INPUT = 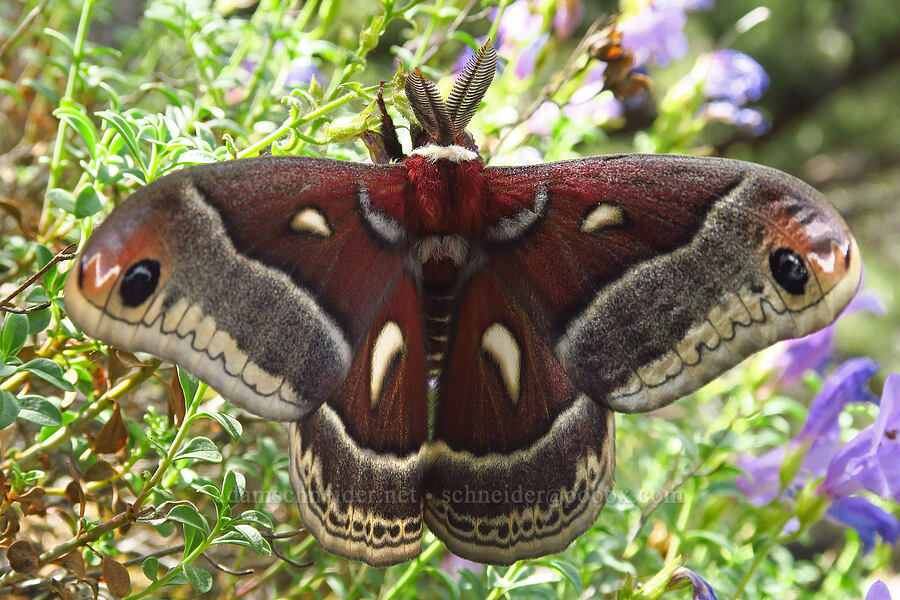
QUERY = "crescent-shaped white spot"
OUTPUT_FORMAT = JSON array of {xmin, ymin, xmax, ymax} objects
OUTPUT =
[
  {"xmin": 480, "ymin": 323, "xmax": 521, "ymax": 406},
  {"xmin": 581, "ymin": 203, "xmax": 625, "ymax": 233},
  {"xmin": 291, "ymin": 207, "xmax": 332, "ymax": 238},
  {"xmin": 370, "ymin": 321, "xmax": 405, "ymax": 409}
]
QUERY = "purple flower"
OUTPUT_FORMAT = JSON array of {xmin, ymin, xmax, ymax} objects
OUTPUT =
[
  {"xmin": 672, "ymin": 568, "xmax": 718, "ymax": 600},
  {"xmin": 867, "ymin": 580, "xmax": 893, "ymax": 600},
  {"xmin": 526, "ymin": 102, "xmax": 561, "ymax": 136},
  {"xmin": 737, "ymin": 359, "xmax": 900, "ymax": 552},
  {"xmin": 699, "ymin": 101, "xmax": 769, "ymax": 135},
  {"xmin": 497, "ymin": 0, "xmax": 545, "ymax": 53},
  {"xmin": 620, "ymin": 5, "xmax": 688, "ymax": 67},
  {"xmin": 705, "ymin": 50, "xmax": 769, "ymax": 104},
  {"xmin": 766, "ymin": 291, "xmax": 885, "ymax": 388},
  {"xmin": 562, "ymin": 89, "xmax": 624, "ymax": 125},
  {"xmin": 553, "ymin": 0, "xmax": 584, "ymax": 39},
  {"xmin": 285, "ymin": 56, "xmax": 319, "ymax": 88},
  {"xmin": 736, "ymin": 359, "xmax": 878, "ymax": 503},
  {"xmin": 516, "ymin": 34, "xmax": 549, "ymax": 79},
  {"xmin": 823, "ymin": 373, "xmax": 900, "ymax": 501},
  {"xmin": 827, "ymin": 496, "xmax": 899, "ymax": 553},
  {"xmin": 697, "ymin": 49, "xmax": 771, "ymax": 135},
  {"xmin": 656, "ymin": 0, "xmax": 715, "ymax": 10}
]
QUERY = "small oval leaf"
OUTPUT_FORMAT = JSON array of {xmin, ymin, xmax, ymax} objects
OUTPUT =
[
  {"xmin": 174, "ymin": 436, "xmax": 222, "ymax": 463},
  {"xmin": 182, "ymin": 564, "xmax": 213, "ymax": 593}
]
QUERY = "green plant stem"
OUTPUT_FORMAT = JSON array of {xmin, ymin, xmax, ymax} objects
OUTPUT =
[
  {"xmin": 237, "ymin": 93, "xmax": 358, "ymax": 158},
  {"xmin": 411, "ymin": 0, "xmax": 445, "ymax": 67},
  {"xmin": 381, "ymin": 538, "xmax": 444, "ymax": 600},
  {"xmin": 665, "ymin": 479, "xmax": 696, "ymax": 563},
  {"xmin": 484, "ymin": 561, "xmax": 525, "ymax": 600},
  {"xmin": 728, "ymin": 509, "xmax": 796, "ymax": 600},
  {"xmin": 41, "ymin": 0, "xmax": 95, "ymax": 234}
]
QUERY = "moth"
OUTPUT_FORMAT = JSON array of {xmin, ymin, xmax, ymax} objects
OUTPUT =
[{"xmin": 64, "ymin": 42, "xmax": 861, "ymax": 566}]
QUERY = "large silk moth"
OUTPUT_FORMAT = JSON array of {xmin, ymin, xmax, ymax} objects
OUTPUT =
[{"xmin": 64, "ymin": 43, "xmax": 861, "ymax": 566}]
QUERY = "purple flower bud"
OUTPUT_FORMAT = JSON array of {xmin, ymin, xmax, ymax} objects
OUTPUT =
[
  {"xmin": 866, "ymin": 581, "xmax": 893, "ymax": 600},
  {"xmin": 705, "ymin": 49, "xmax": 769, "ymax": 104},
  {"xmin": 672, "ymin": 568, "xmax": 718, "ymax": 600}
]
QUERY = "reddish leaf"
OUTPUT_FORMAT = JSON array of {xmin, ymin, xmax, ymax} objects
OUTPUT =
[
  {"xmin": 1, "ymin": 513, "xmax": 20, "ymax": 542},
  {"xmin": 7, "ymin": 539, "xmax": 39, "ymax": 572},
  {"xmin": 82, "ymin": 460, "xmax": 116, "ymax": 482},
  {"xmin": 92, "ymin": 402, "xmax": 128, "ymax": 454},
  {"xmin": 102, "ymin": 556, "xmax": 131, "ymax": 598},
  {"xmin": 13, "ymin": 487, "xmax": 46, "ymax": 516},
  {"xmin": 53, "ymin": 550, "xmax": 87, "ymax": 578},
  {"xmin": 65, "ymin": 459, "xmax": 86, "ymax": 518},
  {"xmin": 107, "ymin": 350, "xmax": 143, "ymax": 384},
  {"xmin": 162, "ymin": 371, "xmax": 186, "ymax": 426}
]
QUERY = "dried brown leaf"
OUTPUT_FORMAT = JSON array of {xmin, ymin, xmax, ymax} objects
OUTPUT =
[
  {"xmin": 7, "ymin": 539, "xmax": 39, "ymax": 572},
  {"xmin": 92, "ymin": 402, "xmax": 128, "ymax": 454},
  {"xmin": 83, "ymin": 460, "xmax": 116, "ymax": 482},
  {"xmin": 14, "ymin": 487, "xmax": 46, "ymax": 515},
  {"xmin": 102, "ymin": 556, "xmax": 131, "ymax": 598},
  {"xmin": 53, "ymin": 549, "xmax": 87, "ymax": 578}
]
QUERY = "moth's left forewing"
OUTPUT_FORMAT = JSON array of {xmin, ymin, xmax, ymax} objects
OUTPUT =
[
  {"xmin": 482, "ymin": 155, "xmax": 860, "ymax": 414},
  {"xmin": 65, "ymin": 157, "xmax": 410, "ymax": 421}
]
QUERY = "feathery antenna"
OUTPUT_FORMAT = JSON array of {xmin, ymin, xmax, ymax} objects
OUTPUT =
[
  {"xmin": 404, "ymin": 69, "xmax": 453, "ymax": 145},
  {"xmin": 446, "ymin": 40, "xmax": 497, "ymax": 136}
]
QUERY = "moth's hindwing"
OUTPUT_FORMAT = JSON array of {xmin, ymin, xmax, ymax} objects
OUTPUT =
[
  {"xmin": 424, "ymin": 272, "xmax": 615, "ymax": 564},
  {"xmin": 289, "ymin": 275, "xmax": 427, "ymax": 566}
]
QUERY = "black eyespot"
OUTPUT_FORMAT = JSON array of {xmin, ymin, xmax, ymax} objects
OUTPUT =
[
  {"xmin": 120, "ymin": 259, "xmax": 160, "ymax": 307},
  {"xmin": 769, "ymin": 248, "xmax": 808, "ymax": 295}
]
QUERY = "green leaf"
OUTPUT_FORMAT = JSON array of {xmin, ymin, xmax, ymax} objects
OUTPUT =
[
  {"xmin": 47, "ymin": 188, "xmax": 76, "ymax": 213},
  {"xmin": 166, "ymin": 503, "xmax": 209, "ymax": 534},
  {"xmin": 34, "ymin": 244, "xmax": 53, "ymax": 269},
  {"xmin": 222, "ymin": 469, "xmax": 246, "ymax": 506},
  {"xmin": 54, "ymin": 100, "xmax": 99, "ymax": 157},
  {"xmin": 0, "ymin": 390, "xmax": 20, "ymax": 429},
  {"xmin": 535, "ymin": 559, "xmax": 582, "ymax": 594},
  {"xmin": 74, "ymin": 185, "xmax": 103, "ymax": 218},
  {"xmin": 19, "ymin": 358, "xmax": 75, "ymax": 391},
  {"xmin": 182, "ymin": 564, "xmax": 212, "ymax": 593},
  {"xmin": 236, "ymin": 509, "xmax": 272, "ymax": 530},
  {"xmin": 176, "ymin": 149, "xmax": 218, "ymax": 165},
  {"xmin": 25, "ymin": 287, "xmax": 49, "ymax": 303},
  {"xmin": 198, "ymin": 411, "xmax": 242, "ymax": 441},
  {"xmin": 0, "ymin": 313, "xmax": 28, "ymax": 362},
  {"xmin": 96, "ymin": 110, "xmax": 147, "ymax": 174},
  {"xmin": 177, "ymin": 368, "xmax": 199, "ymax": 408},
  {"xmin": 233, "ymin": 524, "xmax": 266, "ymax": 555},
  {"xmin": 174, "ymin": 436, "xmax": 222, "ymax": 463},
  {"xmin": 141, "ymin": 556, "xmax": 159, "ymax": 581},
  {"xmin": 16, "ymin": 395, "xmax": 62, "ymax": 427},
  {"xmin": 27, "ymin": 309, "xmax": 51, "ymax": 335}
]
